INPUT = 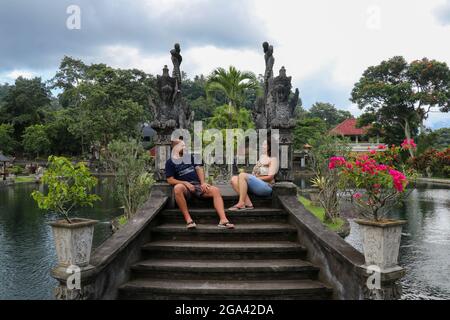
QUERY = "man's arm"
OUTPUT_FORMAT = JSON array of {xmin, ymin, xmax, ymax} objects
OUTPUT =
[
  {"xmin": 195, "ymin": 166, "xmax": 211, "ymax": 193},
  {"xmin": 167, "ymin": 177, "xmax": 195, "ymax": 192}
]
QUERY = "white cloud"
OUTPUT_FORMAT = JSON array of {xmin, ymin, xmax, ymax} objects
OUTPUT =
[{"xmin": 6, "ymin": 70, "xmax": 35, "ymax": 79}]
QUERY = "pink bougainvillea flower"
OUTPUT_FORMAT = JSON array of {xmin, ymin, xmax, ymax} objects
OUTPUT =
[
  {"xmin": 328, "ymin": 156, "xmax": 346, "ymax": 169},
  {"xmin": 401, "ymin": 139, "xmax": 417, "ymax": 150},
  {"xmin": 353, "ymin": 193, "xmax": 362, "ymax": 199},
  {"xmin": 389, "ymin": 169, "xmax": 407, "ymax": 192},
  {"xmin": 377, "ymin": 145, "xmax": 386, "ymax": 150}
]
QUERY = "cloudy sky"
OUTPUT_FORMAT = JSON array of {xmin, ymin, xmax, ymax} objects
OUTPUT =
[{"xmin": 1, "ymin": 0, "xmax": 450, "ymax": 128}]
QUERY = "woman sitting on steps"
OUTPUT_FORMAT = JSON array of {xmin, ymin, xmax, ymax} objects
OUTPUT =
[{"xmin": 229, "ymin": 138, "xmax": 278, "ymax": 211}]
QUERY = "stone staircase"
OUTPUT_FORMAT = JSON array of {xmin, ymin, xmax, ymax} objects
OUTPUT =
[{"xmin": 118, "ymin": 193, "xmax": 333, "ymax": 300}]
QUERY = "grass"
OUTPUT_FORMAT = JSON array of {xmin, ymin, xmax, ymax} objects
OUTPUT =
[
  {"xmin": 298, "ymin": 196, "xmax": 345, "ymax": 232},
  {"xmin": 14, "ymin": 176, "xmax": 35, "ymax": 184}
]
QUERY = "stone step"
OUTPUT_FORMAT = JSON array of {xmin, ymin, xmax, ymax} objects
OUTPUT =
[
  {"xmin": 189, "ymin": 196, "xmax": 273, "ymax": 208},
  {"xmin": 119, "ymin": 279, "xmax": 333, "ymax": 300},
  {"xmin": 150, "ymin": 222, "xmax": 298, "ymax": 241},
  {"xmin": 130, "ymin": 258, "xmax": 319, "ymax": 280},
  {"xmin": 160, "ymin": 208, "xmax": 287, "ymax": 223},
  {"xmin": 141, "ymin": 240, "xmax": 307, "ymax": 260}
]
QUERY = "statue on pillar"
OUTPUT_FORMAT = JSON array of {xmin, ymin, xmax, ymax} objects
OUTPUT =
[
  {"xmin": 253, "ymin": 42, "xmax": 299, "ymax": 130},
  {"xmin": 150, "ymin": 44, "xmax": 193, "ymax": 131},
  {"xmin": 150, "ymin": 43, "xmax": 194, "ymax": 181},
  {"xmin": 269, "ymin": 66, "xmax": 299, "ymax": 129}
]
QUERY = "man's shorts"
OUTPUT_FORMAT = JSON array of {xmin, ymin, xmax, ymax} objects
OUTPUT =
[{"xmin": 183, "ymin": 182, "xmax": 205, "ymax": 200}]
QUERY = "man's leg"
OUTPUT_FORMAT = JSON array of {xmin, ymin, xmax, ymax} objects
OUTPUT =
[
  {"xmin": 174, "ymin": 184, "xmax": 193, "ymax": 224},
  {"xmin": 230, "ymin": 176, "xmax": 253, "ymax": 207},
  {"xmin": 203, "ymin": 186, "xmax": 233, "ymax": 226}
]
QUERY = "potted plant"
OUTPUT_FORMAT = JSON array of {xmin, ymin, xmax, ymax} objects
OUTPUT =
[
  {"xmin": 330, "ymin": 142, "xmax": 416, "ymax": 271},
  {"xmin": 32, "ymin": 156, "xmax": 101, "ymax": 268}
]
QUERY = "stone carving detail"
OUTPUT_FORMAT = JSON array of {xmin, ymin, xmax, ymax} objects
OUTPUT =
[
  {"xmin": 253, "ymin": 42, "xmax": 299, "ymax": 130},
  {"xmin": 150, "ymin": 43, "xmax": 194, "ymax": 131},
  {"xmin": 268, "ymin": 67, "xmax": 298, "ymax": 129},
  {"xmin": 54, "ymin": 283, "xmax": 95, "ymax": 300}
]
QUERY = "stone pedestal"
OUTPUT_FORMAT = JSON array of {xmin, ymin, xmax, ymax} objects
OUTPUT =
[
  {"xmin": 272, "ymin": 181, "xmax": 297, "ymax": 208},
  {"xmin": 273, "ymin": 128, "xmax": 294, "ymax": 182},
  {"xmin": 360, "ymin": 265, "xmax": 406, "ymax": 300},
  {"xmin": 153, "ymin": 129, "xmax": 172, "ymax": 182},
  {"xmin": 51, "ymin": 265, "xmax": 97, "ymax": 300}
]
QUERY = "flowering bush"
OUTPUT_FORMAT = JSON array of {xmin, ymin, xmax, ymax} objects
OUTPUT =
[
  {"xmin": 329, "ymin": 142, "xmax": 415, "ymax": 221},
  {"xmin": 409, "ymin": 147, "xmax": 450, "ymax": 178}
]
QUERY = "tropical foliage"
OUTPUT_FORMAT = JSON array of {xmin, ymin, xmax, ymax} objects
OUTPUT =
[{"xmin": 31, "ymin": 156, "xmax": 100, "ymax": 223}]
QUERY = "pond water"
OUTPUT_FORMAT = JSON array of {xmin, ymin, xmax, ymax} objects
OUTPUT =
[
  {"xmin": 0, "ymin": 179, "xmax": 449, "ymax": 299},
  {"xmin": 0, "ymin": 179, "xmax": 121, "ymax": 299},
  {"xmin": 345, "ymin": 184, "xmax": 450, "ymax": 300}
]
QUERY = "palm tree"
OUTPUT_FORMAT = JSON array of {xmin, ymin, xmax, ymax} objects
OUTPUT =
[
  {"xmin": 205, "ymin": 66, "xmax": 260, "ymax": 110},
  {"xmin": 205, "ymin": 66, "xmax": 260, "ymax": 180}
]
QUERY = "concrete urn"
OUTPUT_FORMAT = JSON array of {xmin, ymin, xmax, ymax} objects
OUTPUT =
[
  {"xmin": 354, "ymin": 219, "xmax": 406, "ymax": 271},
  {"xmin": 49, "ymin": 218, "xmax": 98, "ymax": 268}
]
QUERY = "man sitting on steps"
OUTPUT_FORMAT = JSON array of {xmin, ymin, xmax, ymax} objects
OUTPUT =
[{"xmin": 165, "ymin": 139, "xmax": 235, "ymax": 230}]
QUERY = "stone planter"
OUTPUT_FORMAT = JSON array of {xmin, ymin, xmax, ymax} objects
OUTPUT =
[
  {"xmin": 354, "ymin": 219, "xmax": 407, "ymax": 271},
  {"xmin": 49, "ymin": 218, "xmax": 98, "ymax": 268},
  {"xmin": 309, "ymin": 188, "xmax": 321, "ymax": 206}
]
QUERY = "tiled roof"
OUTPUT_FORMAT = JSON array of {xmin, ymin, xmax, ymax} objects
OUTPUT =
[{"xmin": 329, "ymin": 119, "xmax": 369, "ymax": 136}]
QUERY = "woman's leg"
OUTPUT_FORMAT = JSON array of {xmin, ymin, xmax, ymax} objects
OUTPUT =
[
  {"xmin": 237, "ymin": 172, "xmax": 250, "ymax": 206},
  {"xmin": 230, "ymin": 175, "xmax": 253, "ymax": 207}
]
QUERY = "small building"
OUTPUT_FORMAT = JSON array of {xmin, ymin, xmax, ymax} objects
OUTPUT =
[
  {"xmin": 329, "ymin": 119, "xmax": 370, "ymax": 143},
  {"xmin": 329, "ymin": 119, "xmax": 385, "ymax": 152}
]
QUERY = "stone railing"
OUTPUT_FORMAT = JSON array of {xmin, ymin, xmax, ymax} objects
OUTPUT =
[
  {"xmin": 51, "ymin": 184, "xmax": 170, "ymax": 300},
  {"xmin": 272, "ymin": 182, "xmax": 405, "ymax": 300}
]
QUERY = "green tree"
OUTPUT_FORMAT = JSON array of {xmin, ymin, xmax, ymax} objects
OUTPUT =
[
  {"xmin": 22, "ymin": 124, "xmax": 51, "ymax": 158},
  {"xmin": 205, "ymin": 66, "xmax": 260, "ymax": 109},
  {"xmin": 31, "ymin": 156, "xmax": 100, "ymax": 223},
  {"xmin": 351, "ymin": 56, "xmax": 450, "ymax": 157},
  {"xmin": 294, "ymin": 117, "xmax": 327, "ymax": 149},
  {"xmin": 51, "ymin": 58, "xmax": 153, "ymax": 153},
  {"xmin": 1, "ymin": 77, "xmax": 51, "ymax": 140},
  {"xmin": 0, "ymin": 124, "xmax": 17, "ymax": 155},
  {"xmin": 44, "ymin": 109, "xmax": 82, "ymax": 155},
  {"xmin": 105, "ymin": 139, "xmax": 154, "ymax": 218},
  {"xmin": 207, "ymin": 105, "xmax": 255, "ymax": 130},
  {"xmin": 308, "ymin": 102, "xmax": 353, "ymax": 128}
]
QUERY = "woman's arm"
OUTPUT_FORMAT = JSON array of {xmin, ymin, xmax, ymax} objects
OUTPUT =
[{"xmin": 256, "ymin": 157, "xmax": 279, "ymax": 182}]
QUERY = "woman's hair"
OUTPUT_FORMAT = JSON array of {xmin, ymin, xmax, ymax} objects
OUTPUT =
[{"xmin": 266, "ymin": 137, "xmax": 272, "ymax": 156}]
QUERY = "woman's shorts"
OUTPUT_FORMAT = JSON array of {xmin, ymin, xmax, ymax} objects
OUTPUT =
[{"xmin": 247, "ymin": 174, "xmax": 273, "ymax": 197}]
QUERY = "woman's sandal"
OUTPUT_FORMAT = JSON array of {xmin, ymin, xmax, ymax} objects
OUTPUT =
[
  {"xmin": 228, "ymin": 205, "xmax": 247, "ymax": 211},
  {"xmin": 186, "ymin": 221, "xmax": 197, "ymax": 229},
  {"xmin": 218, "ymin": 221, "xmax": 235, "ymax": 229},
  {"xmin": 245, "ymin": 205, "xmax": 255, "ymax": 210}
]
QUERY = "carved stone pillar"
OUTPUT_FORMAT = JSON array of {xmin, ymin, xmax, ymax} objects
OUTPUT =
[
  {"xmin": 153, "ymin": 128, "xmax": 172, "ymax": 182},
  {"xmin": 273, "ymin": 127, "xmax": 295, "ymax": 182}
]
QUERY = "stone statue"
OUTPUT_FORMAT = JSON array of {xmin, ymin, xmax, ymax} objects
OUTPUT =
[
  {"xmin": 253, "ymin": 42, "xmax": 299, "ymax": 129},
  {"xmin": 263, "ymin": 42, "xmax": 275, "ymax": 91},
  {"xmin": 171, "ymin": 43, "xmax": 182, "ymax": 101},
  {"xmin": 150, "ymin": 65, "xmax": 178, "ymax": 130},
  {"xmin": 269, "ymin": 66, "xmax": 298, "ymax": 129},
  {"xmin": 150, "ymin": 44, "xmax": 193, "ymax": 131},
  {"xmin": 252, "ymin": 96, "xmax": 268, "ymax": 129}
]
